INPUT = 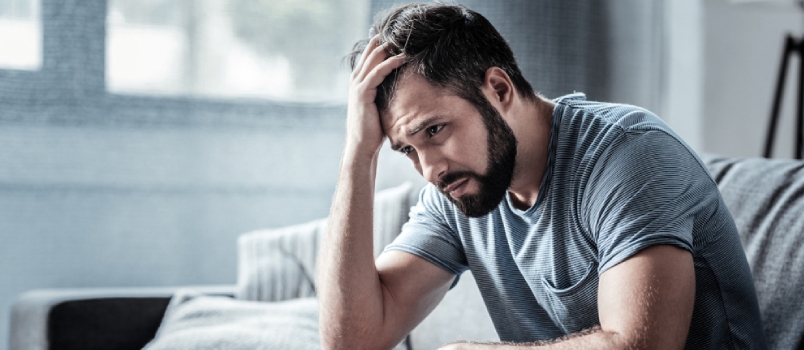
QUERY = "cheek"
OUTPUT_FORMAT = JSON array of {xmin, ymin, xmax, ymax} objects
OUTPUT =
[
  {"xmin": 413, "ymin": 162, "xmax": 423, "ymax": 176},
  {"xmin": 410, "ymin": 154, "xmax": 423, "ymax": 175},
  {"xmin": 443, "ymin": 135, "xmax": 487, "ymax": 172}
]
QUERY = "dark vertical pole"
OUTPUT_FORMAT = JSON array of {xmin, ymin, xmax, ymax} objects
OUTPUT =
[
  {"xmin": 766, "ymin": 36, "xmax": 794, "ymax": 158},
  {"xmin": 798, "ymin": 37, "xmax": 804, "ymax": 159}
]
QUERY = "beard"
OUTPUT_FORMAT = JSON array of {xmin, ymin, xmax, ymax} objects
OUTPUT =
[{"xmin": 436, "ymin": 95, "xmax": 517, "ymax": 218}]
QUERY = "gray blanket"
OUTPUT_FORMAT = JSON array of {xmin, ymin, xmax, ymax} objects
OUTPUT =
[{"xmin": 143, "ymin": 290, "xmax": 320, "ymax": 350}]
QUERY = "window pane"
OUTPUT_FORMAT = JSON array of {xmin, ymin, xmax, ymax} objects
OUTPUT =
[
  {"xmin": 0, "ymin": 0, "xmax": 41, "ymax": 70},
  {"xmin": 107, "ymin": 0, "xmax": 370, "ymax": 102},
  {"xmin": 106, "ymin": 0, "xmax": 186, "ymax": 95}
]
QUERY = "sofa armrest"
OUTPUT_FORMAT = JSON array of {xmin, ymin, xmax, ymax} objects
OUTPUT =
[{"xmin": 9, "ymin": 285, "xmax": 236, "ymax": 350}]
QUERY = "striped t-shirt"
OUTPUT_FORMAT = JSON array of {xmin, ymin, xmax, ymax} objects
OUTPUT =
[{"xmin": 385, "ymin": 93, "xmax": 766, "ymax": 349}]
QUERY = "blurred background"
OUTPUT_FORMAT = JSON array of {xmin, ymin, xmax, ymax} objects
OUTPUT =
[{"xmin": 0, "ymin": 0, "xmax": 801, "ymax": 347}]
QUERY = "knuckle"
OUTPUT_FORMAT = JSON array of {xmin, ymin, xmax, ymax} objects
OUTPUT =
[
  {"xmin": 354, "ymin": 82, "xmax": 368, "ymax": 94},
  {"xmin": 351, "ymin": 82, "xmax": 366, "ymax": 95}
]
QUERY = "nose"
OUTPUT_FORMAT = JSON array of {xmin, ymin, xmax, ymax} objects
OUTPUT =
[{"xmin": 418, "ymin": 149, "xmax": 448, "ymax": 184}]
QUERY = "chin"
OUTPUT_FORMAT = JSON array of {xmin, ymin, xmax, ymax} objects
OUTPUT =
[{"xmin": 450, "ymin": 191, "xmax": 504, "ymax": 218}]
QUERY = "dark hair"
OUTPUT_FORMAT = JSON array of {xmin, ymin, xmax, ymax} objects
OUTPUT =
[{"xmin": 348, "ymin": 2, "xmax": 535, "ymax": 112}]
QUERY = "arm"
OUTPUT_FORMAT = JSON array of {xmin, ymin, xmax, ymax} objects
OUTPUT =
[
  {"xmin": 317, "ymin": 36, "xmax": 456, "ymax": 350},
  {"xmin": 439, "ymin": 244, "xmax": 695, "ymax": 350}
]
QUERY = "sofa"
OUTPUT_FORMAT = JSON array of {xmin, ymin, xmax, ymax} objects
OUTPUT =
[{"xmin": 8, "ymin": 154, "xmax": 804, "ymax": 350}]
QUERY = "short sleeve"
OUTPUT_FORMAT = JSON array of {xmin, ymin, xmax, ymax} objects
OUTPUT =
[
  {"xmin": 383, "ymin": 184, "xmax": 469, "ymax": 276},
  {"xmin": 583, "ymin": 129, "xmax": 718, "ymax": 274}
]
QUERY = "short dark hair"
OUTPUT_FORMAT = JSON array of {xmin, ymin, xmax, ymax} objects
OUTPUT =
[{"xmin": 348, "ymin": 3, "xmax": 535, "ymax": 112}]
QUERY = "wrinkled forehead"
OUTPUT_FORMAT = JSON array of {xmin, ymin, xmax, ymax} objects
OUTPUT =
[{"xmin": 380, "ymin": 73, "xmax": 453, "ymax": 134}]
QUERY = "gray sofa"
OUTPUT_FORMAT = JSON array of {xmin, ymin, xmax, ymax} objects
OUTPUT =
[{"xmin": 9, "ymin": 154, "xmax": 804, "ymax": 349}]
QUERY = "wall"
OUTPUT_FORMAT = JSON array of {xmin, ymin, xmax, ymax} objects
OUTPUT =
[
  {"xmin": 701, "ymin": 0, "xmax": 802, "ymax": 158},
  {"xmin": 663, "ymin": 0, "xmax": 704, "ymax": 151},
  {"xmin": 0, "ymin": 114, "xmax": 354, "ymax": 348}
]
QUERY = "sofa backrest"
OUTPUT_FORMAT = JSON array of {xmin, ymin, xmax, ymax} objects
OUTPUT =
[
  {"xmin": 236, "ymin": 182, "xmax": 415, "ymax": 302},
  {"xmin": 702, "ymin": 155, "xmax": 804, "ymax": 350}
]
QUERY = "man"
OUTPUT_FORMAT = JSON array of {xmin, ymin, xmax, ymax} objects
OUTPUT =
[{"xmin": 318, "ymin": 3, "xmax": 766, "ymax": 349}]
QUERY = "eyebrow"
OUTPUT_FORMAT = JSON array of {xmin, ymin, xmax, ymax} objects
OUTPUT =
[{"xmin": 390, "ymin": 115, "xmax": 443, "ymax": 152}]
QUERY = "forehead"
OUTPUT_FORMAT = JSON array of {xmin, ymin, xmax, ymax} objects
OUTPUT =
[{"xmin": 381, "ymin": 73, "xmax": 457, "ymax": 135}]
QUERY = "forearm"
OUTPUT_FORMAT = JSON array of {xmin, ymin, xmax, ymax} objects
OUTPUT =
[
  {"xmin": 318, "ymin": 147, "xmax": 388, "ymax": 348},
  {"xmin": 442, "ymin": 326, "xmax": 633, "ymax": 350},
  {"xmin": 318, "ymin": 33, "xmax": 409, "ymax": 349}
]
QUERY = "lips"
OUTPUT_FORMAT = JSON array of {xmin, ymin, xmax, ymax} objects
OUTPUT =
[{"xmin": 442, "ymin": 177, "xmax": 469, "ymax": 198}]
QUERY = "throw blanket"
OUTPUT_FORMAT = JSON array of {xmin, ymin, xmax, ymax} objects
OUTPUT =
[{"xmin": 143, "ymin": 290, "xmax": 320, "ymax": 350}]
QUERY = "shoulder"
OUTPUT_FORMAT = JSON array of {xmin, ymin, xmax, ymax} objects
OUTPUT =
[
  {"xmin": 410, "ymin": 184, "xmax": 458, "ymax": 223},
  {"xmin": 564, "ymin": 101, "xmax": 666, "ymax": 134},
  {"xmin": 581, "ymin": 129, "xmax": 720, "ymax": 241},
  {"xmin": 552, "ymin": 94, "xmax": 668, "ymax": 152},
  {"xmin": 586, "ymin": 129, "xmax": 713, "ymax": 199},
  {"xmin": 553, "ymin": 95, "xmax": 698, "ymax": 175},
  {"xmin": 416, "ymin": 184, "xmax": 447, "ymax": 210},
  {"xmin": 550, "ymin": 96, "xmax": 691, "ymax": 187}
]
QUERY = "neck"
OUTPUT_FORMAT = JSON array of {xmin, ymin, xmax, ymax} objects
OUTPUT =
[{"xmin": 507, "ymin": 95, "xmax": 555, "ymax": 210}]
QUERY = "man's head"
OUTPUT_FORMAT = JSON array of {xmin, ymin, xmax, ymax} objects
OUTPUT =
[
  {"xmin": 349, "ymin": 3, "xmax": 535, "ymax": 112},
  {"xmin": 350, "ymin": 3, "xmax": 534, "ymax": 217}
]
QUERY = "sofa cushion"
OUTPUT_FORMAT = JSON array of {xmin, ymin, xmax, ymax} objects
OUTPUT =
[
  {"xmin": 411, "ymin": 271, "xmax": 498, "ymax": 349},
  {"xmin": 702, "ymin": 154, "xmax": 804, "ymax": 349},
  {"xmin": 236, "ymin": 182, "xmax": 415, "ymax": 302},
  {"xmin": 144, "ymin": 289, "xmax": 410, "ymax": 350}
]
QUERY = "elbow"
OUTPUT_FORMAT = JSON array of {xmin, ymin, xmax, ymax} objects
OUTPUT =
[
  {"xmin": 319, "ymin": 322, "xmax": 398, "ymax": 350},
  {"xmin": 318, "ymin": 322, "xmax": 373, "ymax": 350},
  {"xmin": 319, "ymin": 335, "xmax": 382, "ymax": 350},
  {"xmin": 605, "ymin": 329, "xmax": 685, "ymax": 350},
  {"xmin": 319, "ymin": 325, "xmax": 350, "ymax": 350}
]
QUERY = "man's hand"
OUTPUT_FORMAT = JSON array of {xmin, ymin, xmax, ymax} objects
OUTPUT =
[{"xmin": 345, "ymin": 35, "xmax": 406, "ymax": 158}]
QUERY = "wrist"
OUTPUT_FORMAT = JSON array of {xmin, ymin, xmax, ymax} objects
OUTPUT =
[{"xmin": 343, "ymin": 139, "xmax": 381, "ymax": 163}]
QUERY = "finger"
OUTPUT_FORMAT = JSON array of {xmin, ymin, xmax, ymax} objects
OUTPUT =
[
  {"xmin": 356, "ymin": 41, "xmax": 393, "ymax": 82},
  {"xmin": 353, "ymin": 35, "xmax": 381, "ymax": 77},
  {"xmin": 362, "ymin": 54, "xmax": 406, "ymax": 89}
]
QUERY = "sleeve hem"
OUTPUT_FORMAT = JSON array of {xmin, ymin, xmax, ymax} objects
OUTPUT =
[
  {"xmin": 598, "ymin": 235, "xmax": 694, "ymax": 275},
  {"xmin": 383, "ymin": 244, "xmax": 467, "ymax": 276}
]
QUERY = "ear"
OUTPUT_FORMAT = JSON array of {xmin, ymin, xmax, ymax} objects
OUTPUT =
[{"xmin": 482, "ymin": 67, "xmax": 515, "ymax": 112}]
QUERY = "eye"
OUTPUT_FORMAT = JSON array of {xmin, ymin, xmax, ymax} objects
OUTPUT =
[
  {"xmin": 427, "ymin": 124, "xmax": 444, "ymax": 137},
  {"xmin": 400, "ymin": 146, "xmax": 414, "ymax": 155}
]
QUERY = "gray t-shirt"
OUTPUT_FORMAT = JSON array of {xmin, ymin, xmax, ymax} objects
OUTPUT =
[{"xmin": 384, "ymin": 93, "xmax": 766, "ymax": 349}]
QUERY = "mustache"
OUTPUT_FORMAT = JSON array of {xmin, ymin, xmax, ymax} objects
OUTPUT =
[{"xmin": 436, "ymin": 171, "xmax": 481, "ymax": 192}]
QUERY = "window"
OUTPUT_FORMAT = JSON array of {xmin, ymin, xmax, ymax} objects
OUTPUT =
[
  {"xmin": 0, "ymin": 0, "xmax": 41, "ymax": 70},
  {"xmin": 106, "ymin": 0, "xmax": 370, "ymax": 102}
]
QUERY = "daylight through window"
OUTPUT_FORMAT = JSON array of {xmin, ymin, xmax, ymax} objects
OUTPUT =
[
  {"xmin": 0, "ymin": 0, "xmax": 41, "ymax": 70},
  {"xmin": 106, "ymin": 0, "xmax": 370, "ymax": 102}
]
